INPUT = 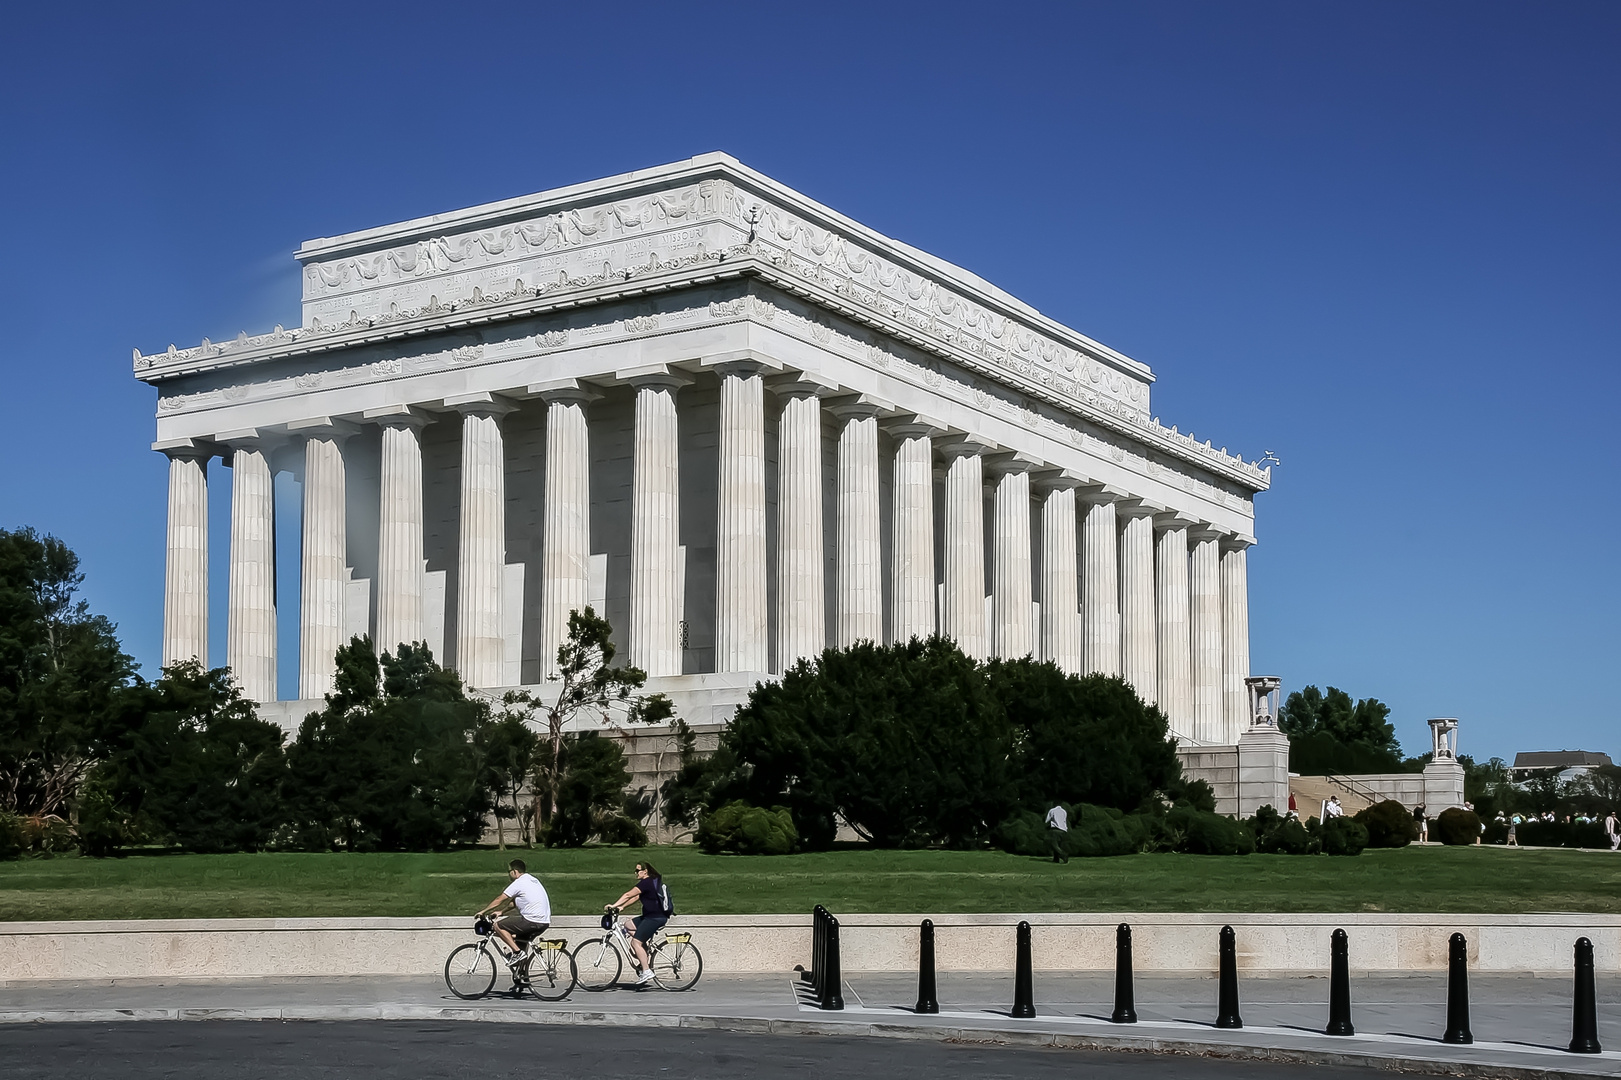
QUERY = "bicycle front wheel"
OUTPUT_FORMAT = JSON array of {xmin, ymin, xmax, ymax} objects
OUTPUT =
[
  {"xmin": 445, "ymin": 943, "xmax": 497, "ymax": 999},
  {"xmin": 650, "ymin": 938, "xmax": 703, "ymax": 991},
  {"xmin": 525, "ymin": 944, "xmax": 577, "ymax": 1001},
  {"xmin": 573, "ymin": 936, "xmax": 622, "ymax": 991}
]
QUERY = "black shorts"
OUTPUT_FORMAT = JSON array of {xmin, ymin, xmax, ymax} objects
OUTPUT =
[
  {"xmin": 632, "ymin": 915, "xmax": 669, "ymax": 942},
  {"xmin": 498, "ymin": 915, "xmax": 550, "ymax": 942}
]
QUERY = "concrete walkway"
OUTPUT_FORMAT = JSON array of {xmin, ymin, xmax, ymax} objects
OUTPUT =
[{"xmin": 2, "ymin": 971, "xmax": 1618, "ymax": 1078}]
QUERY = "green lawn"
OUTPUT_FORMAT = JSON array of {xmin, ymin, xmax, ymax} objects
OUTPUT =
[{"xmin": 4, "ymin": 844, "xmax": 1619, "ymax": 920}]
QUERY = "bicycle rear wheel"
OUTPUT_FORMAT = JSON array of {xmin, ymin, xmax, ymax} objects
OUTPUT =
[
  {"xmin": 650, "ymin": 938, "xmax": 703, "ymax": 991},
  {"xmin": 525, "ymin": 943, "xmax": 577, "ymax": 1001},
  {"xmin": 573, "ymin": 936, "xmax": 622, "ymax": 991},
  {"xmin": 445, "ymin": 943, "xmax": 497, "ymax": 999}
]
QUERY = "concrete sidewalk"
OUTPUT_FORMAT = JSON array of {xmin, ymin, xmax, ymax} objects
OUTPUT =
[{"xmin": 2, "ymin": 971, "xmax": 1618, "ymax": 1077}]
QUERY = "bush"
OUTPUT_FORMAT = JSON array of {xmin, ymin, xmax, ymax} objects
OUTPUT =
[
  {"xmin": 1434, "ymin": 807, "xmax": 1482, "ymax": 846},
  {"xmin": 1356, "ymin": 800, "xmax": 1418, "ymax": 848},
  {"xmin": 73, "ymin": 772, "xmax": 131, "ymax": 858},
  {"xmin": 1515, "ymin": 820, "xmax": 1610, "ymax": 849},
  {"xmin": 545, "ymin": 731, "xmax": 646, "ymax": 848},
  {"xmin": 992, "ymin": 805, "xmax": 1150, "ymax": 859},
  {"xmin": 0, "ymin": 811, "xmax": 22, "ymax": 861},
  {"xmin": 1249, "ymin": 805, "xmax": 1317, "ymax": 855},
  {"xmin": 1321, "ymin": 815, "xmax": 1368, "ymax": 856},
  {"xmin": 1169, "ymin": 806, "xmax": 1254, "ymax": 856},
  {"xmin": 697, "ymin": 802, "xmax": 799, "ymax": 855}
]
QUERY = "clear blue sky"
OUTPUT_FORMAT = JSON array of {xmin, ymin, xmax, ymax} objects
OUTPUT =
[{"xmin": 2, "ymin": 2, "xmax": 1615, "ymax": 764}]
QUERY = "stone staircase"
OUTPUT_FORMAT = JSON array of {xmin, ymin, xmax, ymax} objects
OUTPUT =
[{"xmin": 1288, "ymin": 774, "xmax": 1377, "ymax": 819}]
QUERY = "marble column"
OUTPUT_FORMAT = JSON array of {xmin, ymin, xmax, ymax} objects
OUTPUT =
[
  {"xmin": 714, "ymin": 366, "xmax": 768, "ymax": 672},
  {"xmin": 1189, "ymin": 526, "xmax": 1224, "ymax": 743},
  {"xmin": 775, "ymin": 384, "xmax": 826, "ymax": 672},
  {"xmin": 296, "ymin": 424, "xmax": 352, "ymax": 699},
  {"xmin": 1117, "ymin": 504, "xmax": 1159, "ymax": 702},
  {"xmin": 224, "ymin": 436, "xmax": 276, "ymax": 701},
  {"xmin": 161, "ymin": 445, "xmax": 209, "ymax": 669},
  {"xmin": 539, "ymin": 386, "xmax": 594, "ymax": 676},
  {"xmin": 990, "ymin": 462, "xmax": 1034, "ymax": 659},
  {"xmin": 454, "ymin": 397, "xmax": 512, "ymax": 690},
  {"xmin": 1221, "ymin": 538, "xmax": 1253, "ymax": 744},
  {"xmin": 370, "ymin": 407, "xmax": 428, "ymax": 659},
  {"xmin": 1155, "ymin": 514, "xmax": 1193, "ymax": 739},
  {"xmin": 886, "ymin": 420, "xmax": 937, "ymax": 644},
  {"xmin": 1037, "ymin": 480, "xmax": 1081, "ymax": 673},
  {"xmin": 629, "ymin": 373, "xmax": 685, "ymax": 677},
  {"xmin": 1080, "ymin": 491, "xmax": 1121, "ymax": 677},
  {"xmin": 833, "ymin": 400, "xmax": 883, "ymax": 648},
  {"xmin": 941, "ymin": 442, "xmax": 988, "ymax": 659}
]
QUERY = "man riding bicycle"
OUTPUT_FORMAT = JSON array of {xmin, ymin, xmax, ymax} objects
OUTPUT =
[
  {"xmin": 606, "ymin": 861, "xmax": 668, "ymax": 985},
  {"xmin": 477, "ymin": 859, "xmax": 551, "ymax": 963}
]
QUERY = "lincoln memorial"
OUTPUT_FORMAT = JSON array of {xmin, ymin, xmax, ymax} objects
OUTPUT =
[{"xmin": 133, "ymin": 153, "xmax": 1285, "ymax": 812}]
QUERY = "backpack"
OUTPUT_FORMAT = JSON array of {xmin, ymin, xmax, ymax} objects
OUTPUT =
[{"xmin": 660, "ymin": 883, "xmax": 675, "ymax": 917}]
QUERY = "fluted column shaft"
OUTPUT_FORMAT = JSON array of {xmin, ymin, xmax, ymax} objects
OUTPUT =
[
  {"xmin": 889, "ymin": 429, "xmax": 936, "ymax": 643},
  {"xmin": 1190, "ymin": 530, "xmax": 1224, "ymax": 742},
  {"xmin": 540, "ymin": 392, "xmax": 593, "ymax": 675},
  {"xmin": 942, "ymin": 450, "xmax": 987, "ymax": 659},
  {"xmin": 992, "ymin": 468, "xmax": 1033, "ymax": 658},
  {"xmin": 1081, "ymin": 496, "xmax": 1121, "ymax": 676},
  {"xmin": 775, "ymin": 389, "xmax": 825, "ymax": 671},
  {"xmin": 1039, "ymin": 485, "xmax": 1080, "ymax": 672},
  {"xmin": 1155, "ymin": 521, "xmax": 1192, "ymax": 739},
  {"xmin": 299, "ymin": 433, "xmax": 348, "ymax": 698},
  {"xmin": 456, "ymin": 405, "xmax": 509, "ymax": 689},
  {"xmin": 375, "ymin": 416, "xmax": 426, "ymax": 658},
  {"xmin": 162, "ymin": 449, "xmax": 209, "ymax": 669},
  {"xmin": 1118, "ymin": 508, "xmax": 1159, "ymax": 702},
  {"xmin": 630, "ymin": 378, "xmax": 683, "ymax": 677},
  {"xmin": 226, "ymin": 443, "xmax": 275, "ymax": 700},
  {"xmin": 1221, "ymin": 542, "xmax": 1252, "ymax": 743},
  {"xmin": 835, "ymin": 409, "xmax": 883, "ymax": 647},
  {"xmin": 714, "ymin": 370, "xmax": 768, "ymax": 672}
]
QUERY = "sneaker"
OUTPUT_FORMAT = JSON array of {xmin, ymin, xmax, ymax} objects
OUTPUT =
[
  {"xmin": 636, "ymin": 970, "xmax": 655, "ymax": 985},
  {"xmin": 508, "ymin": 952, "xmax": 528, "ymax": 967}
]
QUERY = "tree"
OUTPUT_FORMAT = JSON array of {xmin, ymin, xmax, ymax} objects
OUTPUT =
[
  {"xmin": 283, "ymin": 638, "xmax": 493, "ymax": 851},
  {"xmin": 475, "ymin": 715, "xmax": 540, "ymax": 849},
  {"xmin": 499, "ymin": 607, "xmax": 672, "ymax": 839},
  {"xmin": 545, "ymin": 731, "xmax": 648, "ymax": 847},
  {"xmin": 1279, "ymin": 685, "xmax": 1409, "ymax": 774},
  {"xmin": 90, "ymin": 660, "xmax": 286, "ymax": 853},
  {"xmin": 0, "ymin": 527, "xmax": 136, "ymax": 817}
]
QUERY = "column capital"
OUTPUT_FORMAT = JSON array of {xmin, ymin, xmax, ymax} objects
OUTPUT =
[
  {"xmin": 361, "ymin": 404, "xmax": 434, "ymax": 430},
  {"xmin": 525, "ymin": 378, "xmax": 602, "ymax": 406},
  {"xmin": 615, "ymin": 364, "xmax": 695, "ymax": 392},
  {"xmin": 1153, "ymin": 509, "xmax": 1199, "ymax": 532},
  {"xmin": 1189, "ymin": 523, "xmax": 1228, "ymax": 543},
  {"xmin": 700, "ymin": 349, "xmax": 785, "ymax": 378},
  {"xmin": 153, "ymin": 437, "xmax": 216, "ymax": 461},
  {"xmin": 983, "ymin": 451, "xmax": 1044, "ymax": 478},
  {"xmin": 1030, "ymin": 467, "xmax": 1086, "ymax": 493},
  {"xmin": 287, "ymin": 416, "xmax": 362, "ymax": 442},
  {"xmin": 443, "ymin": 392, "xmax": 517, "ymax": 419},
  {"xmin": 1222, "ymin": 533, "xmax": 1257, "ymax": 552},
  {"xmin": 1076, "ymin": 483, "xmax": 1131, "ymax": 506},
  {"xmin": 937, "ymin": 433, "xmax": 998, "ymax": 461},
  {"xmin": 1115, "ymin": 497, "xmax": 1167, "ymax": 521},
  {"xmin": 765, "ymin": 371, "xmax": 840, "ymax": 399},
  {"xmin": 825, "ymin": 393, "xmax": 893, "ymax": 423},
  {"xmin": 879, "ymin": 412, "xmax": 947, "ymax": 440}
]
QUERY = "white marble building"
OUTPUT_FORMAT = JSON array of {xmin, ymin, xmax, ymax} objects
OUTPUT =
[{"xmin": 135, "ymin": 154, "xmax": 1279, "ymax": 801}]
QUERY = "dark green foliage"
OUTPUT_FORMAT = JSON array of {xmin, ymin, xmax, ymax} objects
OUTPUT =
[
  {"xmin": 1511, "ymin": 819, "xmax": 1610, "ymax": 849},
  {"xmin": 475, "ymin": 714, "xmax": 539, "ymax": 848},
  {"xmin": 1434, "ymin": 807, "xmax": 1482, "ymax": 846},
  {"xmin": 1169, "ymin": 806, "xmax": 1255, "ymax": 855},
  {"xmin": 283, "ymin": 638, "xmax": 492, "ymax": 851},
  {"xmin": 658, "ymin": 718, "xmax": 726, "ymax": 834},
  {"xmin": 72, "ymin": 772, "xmax": 129, "ymax": 857},
  {"xmin": 0, "ymin": 810, "xmax": 22, "ymax": 860},
  {"xmin": 0, "ymin": 527, "xmax": 136, "ymax": 818},
  {"xmin": 719, "ymin": 637, "xmax": 1014, "ymax": 849},
  {"xmin": 984, "ymin": 660, "xmax": 1181, "ymax": 813},
  {"xmin": 697, "ymin": 801, "xmax": 799, "ymax": 855},
  {"xmin": 1319, "ymin": 815, "xmax": 1369, "ymax": 856},
  {"xmin": 1163, "ymin": 775, "xmax": 1218, "ymax": 813},
  {"xmin": 1248, "ymin": 805, "xmax": 1318, "ymax": 854},
  {"xmin": 544, "ymin": 731, "xmax": 646, "ymax": 848},
  {"xmin": 92, "ymin": 660, "xmax": 287, "ymax": 853},
  {"xmin": 993, "ymin": 804, "xmax": 1154, "ymax": 858},
  {"xmin": 1279, "ymin": 685, "xmax": 1413, "ymax": 775},
  {"xmin": 1356, "ymin": 799, "xmax": 1418, "ymax": 848}
]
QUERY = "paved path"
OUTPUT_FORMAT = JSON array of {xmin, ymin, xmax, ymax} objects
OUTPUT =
[{"xmin": 2, "ymin": 972, "xmax": 1618, "ymax": 1077}]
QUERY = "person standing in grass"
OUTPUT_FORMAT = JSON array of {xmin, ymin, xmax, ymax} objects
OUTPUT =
[
  {"xmin": 1045, "ymin": 803, "xmax": 1070, "ymax": 864},
  {"xmin": 1606, "ymin": 811, "xmax": 1619, "ymax": 852},
  {"xmin": 476, "ymin": 859, "xmax": 552, "ymax": 964}
]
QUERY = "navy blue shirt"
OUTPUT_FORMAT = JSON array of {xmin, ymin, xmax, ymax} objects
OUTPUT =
[{"xmin": 636, "ymin": 876, "xmax": 667, "ymax": 918}]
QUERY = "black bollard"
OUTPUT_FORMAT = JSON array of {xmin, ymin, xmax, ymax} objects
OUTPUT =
[
  {"xmin": 805, "ymin": 906, "xmax": 822, "ymax": 986},
  {"xmin": 1326, "ymin": 928, "xmax": 1354, "ymax": 1036},
  {"xmin": 819, "ymin": 914, "xmax": 844, "ymax": 1010},
  {"xmin": 1215, "ymin": 925, "xmax": 1243, "ymax": 1029},
  {"xmin": 1011, "ymin": 921, "xmax": 1037, "ymax": 1018},
  {"xmin": 1570, "ymin": 936, "xmax": 1602, "ymax": 1054},
  {"xmin": 915, "ymin": 919, "xmax": 939, "ymax": 1014},
  {"xmin": 1111, "ymin": 923, "xmax": 1137, "ymax": 1023},
  {"xmin": 1442, "ymin": 932, "xmax": 1472, "ymax": 1045}
]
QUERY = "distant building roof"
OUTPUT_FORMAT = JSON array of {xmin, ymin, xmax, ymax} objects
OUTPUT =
[{"xmin": 1511, "ymin": 751, "xmax": 1613, "ymax": 771}]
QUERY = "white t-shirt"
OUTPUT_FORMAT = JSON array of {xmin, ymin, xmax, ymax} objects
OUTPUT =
[
  {"xmin": 503, "ymin": 873, "xmax": 552, "ymax": 923},
  {"xmin": 1045, "ymin": 806, "xmax": 1069, "ymax": 831}
]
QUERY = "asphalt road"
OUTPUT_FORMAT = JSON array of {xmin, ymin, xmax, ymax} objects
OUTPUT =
[{"xmin": 0, "ymin": 1021, "xmax": 1428, "ymax": 1079}]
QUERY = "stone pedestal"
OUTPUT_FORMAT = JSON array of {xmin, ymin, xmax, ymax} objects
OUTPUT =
[
  {"xmin": 1423, "ymin": 759, "xmax": 1467, "ymax": 813},
  {"xmin": 1235, "ymin": 725, "xmax": 1291, "ymax": 819}
]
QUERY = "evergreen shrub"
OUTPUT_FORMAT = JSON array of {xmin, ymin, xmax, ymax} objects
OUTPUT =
[
  {"xmin": 1434, "ymin": 807, "xmax": 1482, "ymax": 846},
  {"xmin": 1357, "ymin": 800, "xmax": 1418, "ymax": 848},
  {"xmin": 697, "ymin": 802, "xmax": 799, "ymax": 855}
]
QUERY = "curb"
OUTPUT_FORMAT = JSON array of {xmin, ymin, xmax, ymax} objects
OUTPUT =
[{"xmin": 0, "ymin": 1006, "xmax": 1614, "ymax": 1079}]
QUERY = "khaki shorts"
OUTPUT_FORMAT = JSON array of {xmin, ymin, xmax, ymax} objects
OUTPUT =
[{"xmin": 498, "ymin": 915, "xmax": 550, "ymax": 942}]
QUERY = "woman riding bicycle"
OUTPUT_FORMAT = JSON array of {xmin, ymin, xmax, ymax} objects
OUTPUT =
[{"xmin": 606, "ymin": 861, "xmax": 669, "ymax": 985}]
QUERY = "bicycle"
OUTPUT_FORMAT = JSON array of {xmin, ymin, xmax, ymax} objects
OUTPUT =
[
  {"xmin": 573, "ymin": 908, "xmax": 704, "ymax": 992},
  {"xmin": 444, "ymin": 915, "xmax": 577, "ymax": 1001}
]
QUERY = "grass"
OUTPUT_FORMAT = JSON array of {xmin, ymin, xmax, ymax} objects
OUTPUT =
[{"xmin": 4, "ymin": 844, "xmax": 1620, "ymax": 921}]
